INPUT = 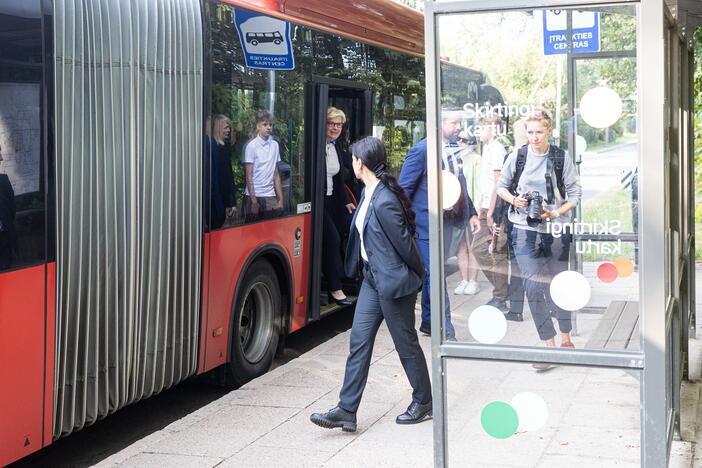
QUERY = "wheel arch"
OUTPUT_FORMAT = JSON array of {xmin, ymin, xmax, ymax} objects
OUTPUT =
[{"xmin": 226, "ymin": 244, "xmax": 293, "ymax": 364}]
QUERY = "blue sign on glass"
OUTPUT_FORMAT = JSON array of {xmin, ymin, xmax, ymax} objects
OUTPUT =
[
  {"xmin": 542, "ymin": 10, "xmax": 600, "ymax": 56},
  {"xmin": 234, "ymin": 7, "xmax": 295, "ymax": 70}
]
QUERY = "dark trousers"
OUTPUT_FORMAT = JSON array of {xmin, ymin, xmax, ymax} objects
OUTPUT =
[
  {"xmin": 322, "ymin": 195, "xmax": 344, "ymax": 292},
  {"xmin": 243, "ymin": 195, "xmax": 281, "ymax": 223},
  {"xmin": 511, "ymin": 227, "xmax": 572, "ymax": 341},
  {"xmin": 338, "ymin": 270, "xmax": 432, "ymax": 413},
  {"xmin": 416, "ymin": 238, "xmax": 456, "ymax": 338},
  {"xmin": 506, "ymin": 220, "xmax": 525, "ymax": 315}
]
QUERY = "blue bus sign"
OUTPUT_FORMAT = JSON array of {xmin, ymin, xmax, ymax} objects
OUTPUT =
[
  {"xmin": 234, "ymin": 8, "xmax": 295, "ymax": 70},
  {"xmin": 542, "ymin": 10, "xmax": 600, "ymax": 55}
]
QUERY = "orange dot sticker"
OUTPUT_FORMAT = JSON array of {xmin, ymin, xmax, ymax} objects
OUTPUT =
[
  {"xmin": 613, "ymin": 257, "xmax": 634, "ymax": 278},
  {"xmin": 597, "ymin": 262, "xmax": 618, "ymax": 283}
]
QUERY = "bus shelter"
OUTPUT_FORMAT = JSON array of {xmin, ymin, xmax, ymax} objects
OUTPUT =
[{"xmin": 423, "ymin": 0, "xmax": 695, "ymax": 465}]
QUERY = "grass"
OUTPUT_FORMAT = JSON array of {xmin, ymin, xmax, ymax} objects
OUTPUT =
[
  {"xmin": 585, "ymin": 133, "xmax": 637, "ymax": 153},
  {"xmin": 578, "ymin": 187, "xmax": 635, "ymax": 262}
]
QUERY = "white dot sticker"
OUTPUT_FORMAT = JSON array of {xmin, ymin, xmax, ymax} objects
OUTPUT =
[
  {"xmin": 550, "ymin": 271, "xmax": 591, "ymax": 311},
  {"xmin": 511, "ymin": 392, "xmax": 548, "ymax": 432},
  {"xmin": 468, "ymin": 305, "xmax": 507, "ymax": 344}
]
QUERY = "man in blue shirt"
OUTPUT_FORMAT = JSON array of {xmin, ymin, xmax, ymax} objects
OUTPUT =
[{"xmin": 400, "ymin": 111, "xmax": 479, "ymax": 340}]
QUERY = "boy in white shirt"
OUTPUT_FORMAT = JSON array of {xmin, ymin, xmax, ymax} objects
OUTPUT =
[
  {"xmin": 243, "ymin": 109, "xmax": 284, "ymax": 221},
  {"xmin": 471, "ymin": 115, "xmax": 509, "ymax": 311}
]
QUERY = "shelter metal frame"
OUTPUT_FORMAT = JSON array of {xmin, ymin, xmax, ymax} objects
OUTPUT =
[{"xmin": 424, "ymin": 0, "xmax": 693, "ymax": 466}]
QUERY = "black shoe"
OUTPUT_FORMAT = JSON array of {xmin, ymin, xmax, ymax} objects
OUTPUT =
[
  {"xmin": 310, "ymin": 406, "xmax": 357, "ymax": 432},
  {"xmin": 504, "ymin": 312, "xmax": 524, "ymax": 322},
  {"xmin": 486, "ymin": 298, "xmax": 509, "ymax": 312},
  {"xmin": 329, "ymin": 293, "xmax": 353, "ymax": 306},
  {"xmin": 419, "ymin": 321, "xmax": 431, "ymax": 336},
  {"xmin": 396, "ymin": 401, "xmax": 433, "ymax": 425}
]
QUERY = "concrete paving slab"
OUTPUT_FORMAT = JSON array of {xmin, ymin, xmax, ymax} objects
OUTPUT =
[
  {"xmin": 536, "ymin": 454, "xmax": 639, "ymax": 468},
  {"xmin": 116, "ymin": 452, "xmax": 223, "ymax": 468},
  {"xmin": 543, "ymin": 427, "xmax": 640, "ymax": 463},
  {"xmin": 218, "ymin": 446, "xmax": 333, "ymax": 468},
  {"xmin": 142, "ymin": 405, "xmax": 299, "ymax": 458},
  {"xmin": 323, "ymin": 440, "xmax": 433, "ymax": 468}
]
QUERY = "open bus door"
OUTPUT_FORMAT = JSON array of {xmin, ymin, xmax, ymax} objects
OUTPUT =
[{"xmin": 305, "ymin": 79, "xmax": 373, "ymax": 323}]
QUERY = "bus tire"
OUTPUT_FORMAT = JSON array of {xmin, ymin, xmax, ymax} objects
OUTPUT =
[{"xmin": 226, "ymin": 259, "xmax": 281, "ymax": 387}]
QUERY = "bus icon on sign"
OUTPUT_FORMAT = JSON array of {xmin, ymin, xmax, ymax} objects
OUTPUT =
[{"xmin": 246, "ymin": 31, "xmax": 283, "ymax": 46}]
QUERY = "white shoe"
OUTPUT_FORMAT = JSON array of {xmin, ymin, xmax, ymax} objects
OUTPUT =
[
  {"xmin": 463, "ymin": 280, "xmax": 480, "ymax": 295},
  {"xmin": 454, "ymin": 280, "xmax": 469, "ymax": 295}
]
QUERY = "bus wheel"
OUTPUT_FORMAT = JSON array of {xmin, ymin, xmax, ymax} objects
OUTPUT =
[{"xmin": 226, "ymin": 259, "xmax": 281, "ymax": 387}]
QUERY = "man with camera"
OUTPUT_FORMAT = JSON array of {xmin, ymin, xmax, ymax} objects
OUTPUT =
[{"xmin": 496, "ymin": 109, "xmax": 582, "ymax": 366}]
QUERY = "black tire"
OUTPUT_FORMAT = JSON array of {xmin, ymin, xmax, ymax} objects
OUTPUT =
[
  {"xmin": 225, "ymin": 259, "xmax": 281, "ymax": 387},
  {"xmin": 250, "ymin": 39, "xmax": 259, "ymax": 46},
  {"xmin": 274, "ymin": 39, "xmax": 282, "ymax": 45}
]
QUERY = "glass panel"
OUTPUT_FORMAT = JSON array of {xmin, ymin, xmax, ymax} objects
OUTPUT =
[
  {"xmin": 0, "ymin": 0, "xmax": 46, "ymax": 272},
  {"xmin": 436, "ymin": 6, "xmax": 640, "ymax": 350},
  {"xmin": 446, "ymin": 359, "xmax": 641, "ymax": 467},
  {"xmin": 207, "ymin": 3, "xmax": 310, "ymax": 229}
]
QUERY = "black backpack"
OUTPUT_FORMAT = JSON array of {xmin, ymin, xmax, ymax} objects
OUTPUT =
[
  {"xmin": 509, "ymin": 144, "xmax": 566, "ymax": 203},
  {"xmin": 492, "ymin": 144, "xmax": 566, "ymax": 224}
]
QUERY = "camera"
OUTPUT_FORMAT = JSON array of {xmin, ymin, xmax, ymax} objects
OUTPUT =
[{"xmin": 522, "ymin": 191, "xmax": 543, "ymax": 227}]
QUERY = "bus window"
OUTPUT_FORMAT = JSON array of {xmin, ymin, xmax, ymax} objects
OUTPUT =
[
  {"xmin": 206, "ymin": 3, "xmax": 310, "ymax": 229},
  {"xmin": 0, "ymin": 1, "xmax": 46, "ymax": 272}
]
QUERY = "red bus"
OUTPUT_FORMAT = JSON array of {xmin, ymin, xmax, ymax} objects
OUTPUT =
[{"xmin": 0, "ymin": 0, "xmax": 489, "ymax": 464}]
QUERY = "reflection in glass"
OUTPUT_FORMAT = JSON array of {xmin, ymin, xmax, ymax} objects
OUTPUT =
[{"xmin": 437, "ymin": 6, "xmax": 640, "ymax": 351}]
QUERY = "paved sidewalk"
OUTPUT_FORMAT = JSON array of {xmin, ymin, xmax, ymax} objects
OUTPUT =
[{"xmin": 96, "ymin": 268, "xmax": 702, "ymax": 467}]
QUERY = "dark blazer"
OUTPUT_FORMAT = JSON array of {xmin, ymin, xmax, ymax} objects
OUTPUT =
[
  {"xmin": 324, "ymin": 141, "xmax": 352, "ymax": 234},
  {"xmin": 399, "ymin": 138, "xmax": 478, "ymax": 239},
  {"xmin": 344, "ymin": 183, "xmax": 425, "ymax": 300}
]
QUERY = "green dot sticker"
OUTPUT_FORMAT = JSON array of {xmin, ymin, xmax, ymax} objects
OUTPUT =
[{"xmin": 480, "ymin": 401, "xmax": 519, "ymax": 439}]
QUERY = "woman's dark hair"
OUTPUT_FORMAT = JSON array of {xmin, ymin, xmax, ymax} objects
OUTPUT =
[{"xmin": 350, "ymin": 136, "xmax": 417, "ymax": 235}]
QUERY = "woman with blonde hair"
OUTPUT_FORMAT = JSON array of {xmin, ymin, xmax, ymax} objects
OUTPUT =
[
  {"xmin": 323, "ymin": 107, "xmax": 355, "ymax": 306},
  {"xmin": 207, "ymin": 114, "xmax": 237, "ymax": 227}
]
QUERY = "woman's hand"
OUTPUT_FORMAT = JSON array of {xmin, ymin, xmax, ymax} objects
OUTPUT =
[
  {"xmin": 540, "ymin": 208, "xmax": 560, "ymax": 220},
  {"xmin": 345, "ymin": 203, "xmax": 355, "ymax": 214}
]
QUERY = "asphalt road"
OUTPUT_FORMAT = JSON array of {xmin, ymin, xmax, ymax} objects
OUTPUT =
[{"xmin": 11, "ymin": 308, "xmax": 354, "ymax": 468}]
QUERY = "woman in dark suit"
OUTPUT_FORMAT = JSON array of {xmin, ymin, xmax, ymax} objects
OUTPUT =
[
  {"xmin": 310, "ymin": 137, "xmax": 432, "ymax": 432},
  {"xmin": 323, "ymin": 107, "xmax": 355, "ymax": 305}
]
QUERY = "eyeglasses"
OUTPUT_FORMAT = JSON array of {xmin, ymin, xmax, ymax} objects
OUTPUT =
[{"xmin": 327, "ymin": 122, "xmax": 344, "ymax": 128}]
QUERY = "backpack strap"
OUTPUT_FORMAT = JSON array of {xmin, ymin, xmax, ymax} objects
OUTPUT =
[
  {"xmin": 550, "ymin": 145, "xmax": 566, "ymax": 200},
  {"xmin": 509, "ymin": 144, "xmax": 529, "ymax": 195}
]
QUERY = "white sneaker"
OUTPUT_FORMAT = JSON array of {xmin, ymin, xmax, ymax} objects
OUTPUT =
[
  {"xmin": 454, "ymin": 280, "xmax": 469, "ymax": 295},
  {"xmin": 463, "ymin": 280, "xmax": 480, "ymax": 295}
]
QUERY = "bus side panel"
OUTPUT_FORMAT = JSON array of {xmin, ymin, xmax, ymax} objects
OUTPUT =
[
  {"xmin": 200, "ymin": 214, "xmax": 311, "ymax": 373},
  {"xmin": 0, "ymin": 265, "xmax": 47, "ymax": 466},
  {"xmin": 198, "ymin": 234, "xmax": 212, "ymax": 374},
  {"xmin": 43, "ymin": 262, "xmax": 56, "ymax": 447},
  {"xmin": 291, "ymin": 213, "xmax": 312, "ymax": 332}
]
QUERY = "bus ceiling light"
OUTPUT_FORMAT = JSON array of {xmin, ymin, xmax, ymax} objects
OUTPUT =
[
  {"xmin": 579, "ymin": 86, "xmax": 623, "ymax": 129},
  {"xmin": 442, "ymin": 170, "xmax": 461, "ymax": 210}
]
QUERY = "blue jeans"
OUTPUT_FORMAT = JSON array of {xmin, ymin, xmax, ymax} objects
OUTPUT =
[
  {"xmin": 511, "ymin": 227, "xmax": 572, "ymax": 341},
  {"xmin": 416, "ymin": 238, "xmax": 456, "ymax": 338}
]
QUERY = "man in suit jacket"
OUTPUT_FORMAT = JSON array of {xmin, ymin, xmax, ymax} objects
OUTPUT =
[{"xmin": 399, "ymin": 111, "xmax": 479, "ymax": 340}]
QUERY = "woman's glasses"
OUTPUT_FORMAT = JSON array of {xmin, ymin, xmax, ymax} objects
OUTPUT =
[{"xmin": 327, "ymin": 122, "xmax": 344, "ymax": 128}]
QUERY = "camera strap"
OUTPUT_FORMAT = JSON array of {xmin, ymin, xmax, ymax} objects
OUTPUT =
[{"xmin": 545, "ymin": 153, "xmax": 555, "ymax": 204}]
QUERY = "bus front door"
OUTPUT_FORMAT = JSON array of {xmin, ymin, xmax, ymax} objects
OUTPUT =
[{"xmin": 305, "ymin": 80, "xmax": 373, "ymax": 323}]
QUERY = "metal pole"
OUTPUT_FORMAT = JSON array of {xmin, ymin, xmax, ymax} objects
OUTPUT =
[
  {"xmin": 640, "ymin": 1, "xmax": 669, "ymax": 465},
  {"xmin": 424, "ymin": 2, "xmax": 448, "ymax": 467}
]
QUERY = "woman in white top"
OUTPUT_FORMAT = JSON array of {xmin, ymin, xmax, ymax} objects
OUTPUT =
[{"xmin": 323, "ymin": 107, "xmax": 355, "ymax": 305}]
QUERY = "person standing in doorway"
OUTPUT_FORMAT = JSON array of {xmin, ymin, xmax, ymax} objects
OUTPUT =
[
  {"xmin": 310, "ymin": 137, "xmax": 432, "ymax": 432},
  {"xmin": 0, "ymin": 143, "xmax": 16, "ymax": 270},
  {"xmin": 323, "ymin": 107, "xmax": 355, "ymax": 306}
]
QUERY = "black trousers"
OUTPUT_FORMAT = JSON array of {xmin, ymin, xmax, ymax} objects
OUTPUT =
[
  {"xmin": 322, "ymin": 195, "xmax": 344, "ymax": 292},
  {"xmin": 505, "ymin": 220, "xmax": 525, "ymax": 315},
  {"xmin": 338, "ymin": 268, "xmax": 432, "ymax": 413}
]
